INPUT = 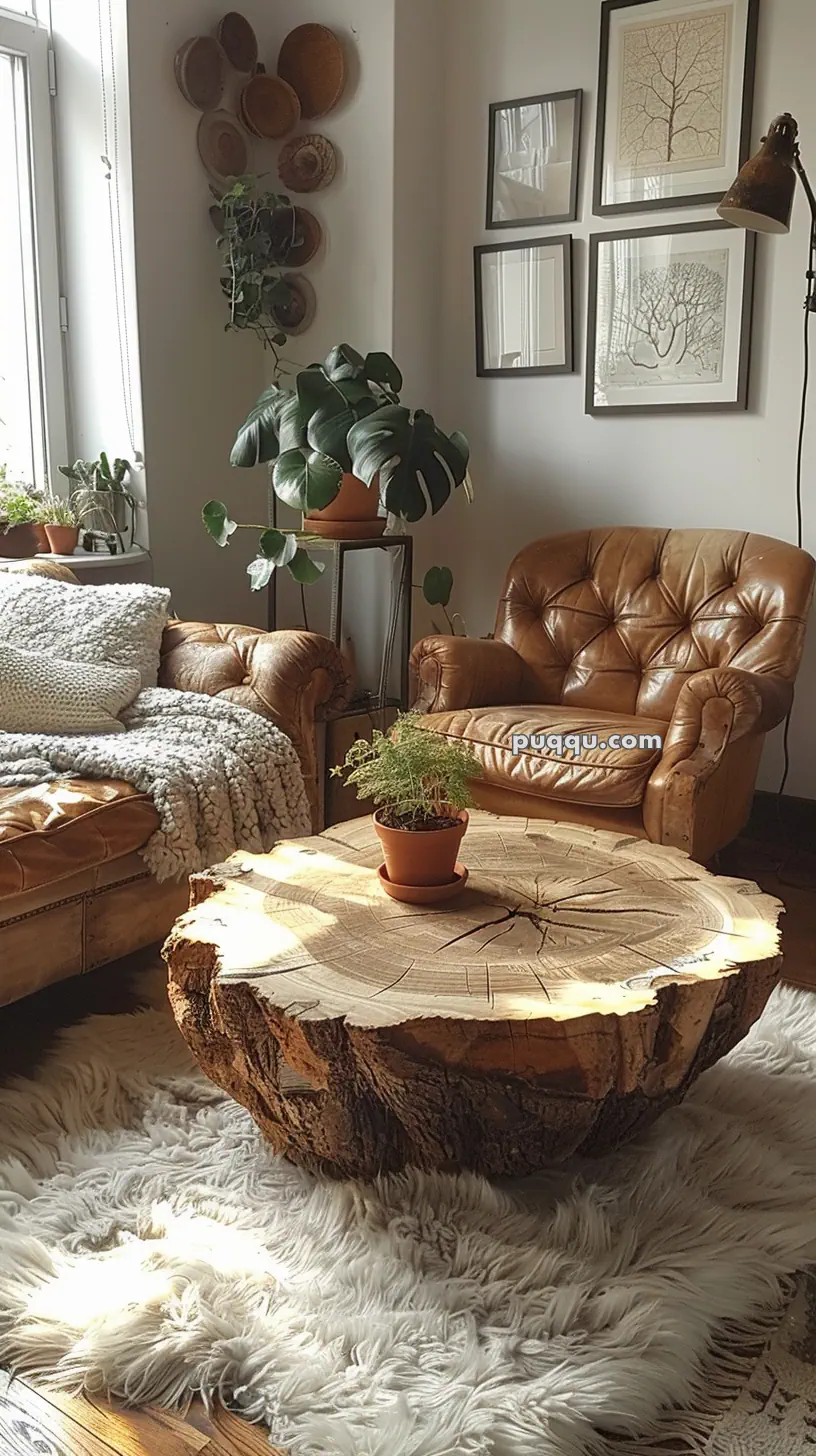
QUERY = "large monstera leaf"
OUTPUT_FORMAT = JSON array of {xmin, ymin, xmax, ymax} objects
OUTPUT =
[
  {"xmin": 298, "ymin": 369, "xmax": 376, "ymax": 472},
  {"xmin": 348, "ymin": 407, "xmax": 470, "ymax": 521},
  {"xmin": 230, "ymin": 386, "xmax": 306, "ymax": 467},
  {"xmin": 273, "ymin": 448, "xmax": 343, "ymax": 513}
]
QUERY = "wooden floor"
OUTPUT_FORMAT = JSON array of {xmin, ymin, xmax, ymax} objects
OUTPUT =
[
  {"xmin": 719, "ymin": 792, "xmax": 816, "ymax": 993},
  {"xmin": 0, "ymin": 1370, "xmax": 282, "ymax": 1456},
  {"xmin": 0, "ymin": 793, "xmax": 814, "ymax": 1454},
  {"xmin": 0, "ymin": 955, "xmax": 287, "ymax": 1455}
]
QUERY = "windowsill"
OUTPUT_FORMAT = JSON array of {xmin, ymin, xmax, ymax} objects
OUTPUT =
[{"xmin": 0, "ymin": 546, "xmax": 150, "ymax": 567}]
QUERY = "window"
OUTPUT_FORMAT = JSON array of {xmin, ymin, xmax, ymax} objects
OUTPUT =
[{"xmin": 0, "ymin": 6, "xmax": 66, "ymax": 493}]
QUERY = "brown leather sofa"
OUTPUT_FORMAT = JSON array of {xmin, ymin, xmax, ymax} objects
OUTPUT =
[
  {"xmin": 411, "ymin": 528, "xmax": 815, "ymax": 862},
  {"xmin": 0, "ymin": 562, "xmax": 349, "ymax": 1006}
]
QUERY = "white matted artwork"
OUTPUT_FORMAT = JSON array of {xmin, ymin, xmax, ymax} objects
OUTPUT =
[
  {"xmin": 586, "ymin": 220, "xmax": 755, "ymax": 413},
  {"xmin": 487, "ymin": 90, "xmax": 582, "ymax": 228},
  {"xmin": 474, "ymin": 236, "xmax": 573, "ymax": 377},
  {"xmin": 594, "ymin": 0, "xmax": 759, "ymax": 214}
]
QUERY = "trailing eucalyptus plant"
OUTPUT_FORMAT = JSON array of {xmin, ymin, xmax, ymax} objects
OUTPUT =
[
  {"xmin": 203, "ymin": 343, "xmax": 471, "ymax": 591},
  {"xmin": 216, "ymin": 177, "xmax": 302, "ymax": 365}
]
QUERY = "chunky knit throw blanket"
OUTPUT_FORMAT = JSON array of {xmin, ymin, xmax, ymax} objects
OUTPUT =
[{"xmin": 0, "ymin": 688, "xmax": 312, "ymax": 880}]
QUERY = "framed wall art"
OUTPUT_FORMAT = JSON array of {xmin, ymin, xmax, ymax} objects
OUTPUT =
[
  {"xmin": 586, "ymin": 220, "xmax": 755, "ymax": 413},
  {"xmin": 475, "ymin": 235, "xmax": 573, "ymax": 378},
  {"xmin": 486, "ymin": 89, "xmax": 582, "ymax": 228},
  {"xmin": 593, "ymin": 0, "xmax": 760, "ymax": 215}
]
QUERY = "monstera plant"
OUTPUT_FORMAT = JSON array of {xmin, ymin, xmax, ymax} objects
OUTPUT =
[{"xmin": 203, "ymin": 344, "xmax": 471, "ymax": 589}]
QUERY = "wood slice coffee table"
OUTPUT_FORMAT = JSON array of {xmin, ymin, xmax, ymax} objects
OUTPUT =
[{"xmin": 165, "ymin": 813, "xmax": 782, "ymax": 1180}]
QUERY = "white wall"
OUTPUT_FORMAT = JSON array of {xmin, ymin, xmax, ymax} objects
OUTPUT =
[
  {"xmin": 435, "ymin": 0, "xmax": 816, "ymax": 798},
  {"xmin": 126, "ymin": 0, "xmax": 277, "ymax": 626},
  {"xmin": 263, "ymin": 0, "xmax": 396, "ymax": 373},
  {"xmin": 126, "ymin": 0, "xmax": 398, "ymax": 630}
]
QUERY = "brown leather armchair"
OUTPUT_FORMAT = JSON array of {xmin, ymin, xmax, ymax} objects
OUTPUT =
[
  {"xmin": 411, "ymin": 528, "xmax": 815, "ymax": 862},
  {"xmin": 0, "ymin": 561, "xmax": 349, "ymax": 1005}
]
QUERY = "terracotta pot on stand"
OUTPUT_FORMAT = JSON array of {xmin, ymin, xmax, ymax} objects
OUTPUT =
[
  {"xmin": 374, "ymin": 809, "xmax": 469, "ymax": 904},
  {"xmin": 44, "ymin": 524, "xmax": 79, "ymax": 556},
  {"xmin": 304, "ymin": 472, "xmax": 385, "ymax": 541},
  {"xmin": 0, "ymin": 523, "xmax": 39, "ymax": 559}
]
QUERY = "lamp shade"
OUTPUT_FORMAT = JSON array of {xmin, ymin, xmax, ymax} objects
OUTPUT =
[{"xmin": 717, "ymin": 114, "xmax": 799, "ymax": 234}]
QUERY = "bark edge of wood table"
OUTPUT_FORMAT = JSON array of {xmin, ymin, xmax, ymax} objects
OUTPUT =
[{"xmin": 164, "ymin": 813, "xmax": 783, "ymax": 1179}]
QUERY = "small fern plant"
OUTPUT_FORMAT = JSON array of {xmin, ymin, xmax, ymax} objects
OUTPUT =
[{"xmin": 332, "ymin": 713, "xmax": 482, "ymax": 830}]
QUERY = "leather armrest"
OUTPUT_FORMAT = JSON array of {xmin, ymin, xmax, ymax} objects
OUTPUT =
[
  {"xmin": 654, "ymin": 667, "xmax": 790, "ymax": 779},
  {"xmin": 160, "ymin": 623, "xmax": 350, "ymax": 828},
  {"xmin": 643, "ymin": 667, "xmax": 791, "ymax": 857},
  {"xmin": 410, "ymin": 635, "xmax": 531, "ymax": 714}
]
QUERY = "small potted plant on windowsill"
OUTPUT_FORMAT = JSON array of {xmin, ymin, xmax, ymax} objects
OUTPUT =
[
  {"xmin": 0, "ymin": 475, "xmax": 40, "ymax": 558},
  {"xmin": 331, "ymin": 713, "xmax": 482, "ymax": 904},
  {"xmin": 59, "ymin": 454, "xmax": 136, "ymax": 552},
  {"xmin": 36, "ymin": 497, "xmax": 79, "ymax": 555}
]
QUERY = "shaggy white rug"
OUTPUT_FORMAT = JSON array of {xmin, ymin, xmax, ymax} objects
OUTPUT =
[{"xmin": 1, "ymin": 983, "xmax": 816, "ymax": 1456}]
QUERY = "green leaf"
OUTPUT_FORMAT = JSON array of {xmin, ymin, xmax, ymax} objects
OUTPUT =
[
  {"xmin": 448, "ymin": 430, "xmax": 470, "ymax": 468},
  {"xmin": 423, "ymin": 566, "xmax": 454, "ymax": 609},
  {"xmin": 323, "ymin": 344, "xmax": 366, "ymax": 382},
  {"xmin": 246, "ymin": 528, "xmax": 297, "ymax": 591},
  {"xmin": 365, "ymin": 352, "xmax": 403, "ymax": 395},
  {"xmin": 348, "ymin": 406, "xmax": 470, "ymax": 522},
  {"xmin": 298, "ymin": 370, "xmax": 372, "ymax": 472},
  {"xmin": 260, "ymin": 527, "xmax": 297, "ymax": 565},
  {"xmin": 230, "ymin": 386, "xmax": 304, "ymax": 467},
  {"xmin": 273, "ymin": 449, "xmax": 343, "ymax": 513},
  {"xmin": 247, "ymin": 557, "xmax": 276, "ymax": 591},
  {"xmin": 202, "ymin": 499, "xmax": 238, "ymax": 547},
  {"xmin": 296, "ymin": 367, "xmax": 341, "ymax": 418},
  {"xmin": 288, "ymin": 548, "xmax": 326, "ymax": 584},
  {"xmin": 276, "ymin": 393, "xmax": 308, "ymax": 453}
]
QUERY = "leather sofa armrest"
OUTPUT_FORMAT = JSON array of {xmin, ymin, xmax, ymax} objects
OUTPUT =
[
  {"xmin": 643, "ymin": 667, "xmax": 791, "ymax": 858},
  {"xmin": 411, "ymin": 635, "xmax": 531, "ymax": 714},
  {"xmin": 160, "ymin": 623, "xmax": 350, "ymax": 829}
]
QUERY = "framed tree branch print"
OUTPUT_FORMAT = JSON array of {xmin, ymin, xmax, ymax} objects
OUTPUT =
[
  {"xmin": 593, "ymin": 0, "xmax": 760, "ymax": 215},
  {"xmin": 586, "ymin": 220, "xmax": 756, "ymax": 413}
]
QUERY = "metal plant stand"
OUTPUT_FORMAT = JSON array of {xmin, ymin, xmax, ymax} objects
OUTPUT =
[{"xmin": 267, "ymin": 533, "xmax": 413, "ymax": 711}]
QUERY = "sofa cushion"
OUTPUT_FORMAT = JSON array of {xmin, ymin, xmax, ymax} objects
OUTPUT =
[
  {"xmin": 421, "ymin": 705, "xmax": 669, "ymax": 809},
  {"xmin": 0, "ymin": 780, "xmax": 160, "ymax": 897},
  {"xmin": 0, "ymin": 646, "xmax": 141, "ymax": 733}
]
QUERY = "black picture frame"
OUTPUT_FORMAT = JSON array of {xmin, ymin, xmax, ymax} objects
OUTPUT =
[
  {"xmin": 593, "ymin": 0, "xmax": 760, "ymax": 217},
  {"xmin": 475, "ymin": 234, "xmax": 574, "ymax": 378},
  {"xmin": 486, "ymin": 88, "xmax": 583, "ymax": 229},
  {"xmin": 585, "ymin": 219, "xmax": 756, "ymax": 415}
]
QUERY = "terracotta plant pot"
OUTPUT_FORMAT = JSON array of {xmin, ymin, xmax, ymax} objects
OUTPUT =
[
  {"xmin": 32, "ymin": 523, "xmax": 50, "ymax": 553},
  {"xmin": 44, "ymin": 524, "xmax": 79, "ymax": 556},
  {"xmin": 374, "ymin": 809, "xmax": 469, "ymax": 890},
  {"xmin": 304, "ymin": 472, "xmax": 385, "ymax": 540},
  {"xmin": 0, "ymin": 522, "xmax": 38, "ymax": 559}
]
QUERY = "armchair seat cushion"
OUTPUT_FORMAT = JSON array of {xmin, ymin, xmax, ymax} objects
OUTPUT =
[
  {"xmin": 422, "ymin": 705, "xmax": 669, "ymax": 809},
  {"xmin": 0, "ymin": 780, "xmax": 159, "ymax": 898}
]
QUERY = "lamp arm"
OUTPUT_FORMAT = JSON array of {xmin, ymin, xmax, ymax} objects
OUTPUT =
[{"xmin": 794, "ymin": 149, "xmax": 816, "ymax": 226}]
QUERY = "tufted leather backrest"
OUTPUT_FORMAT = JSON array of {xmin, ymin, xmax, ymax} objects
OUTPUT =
[{"xmin": 496, "ymin": 528, "xmax": 816, "ymax": 721}]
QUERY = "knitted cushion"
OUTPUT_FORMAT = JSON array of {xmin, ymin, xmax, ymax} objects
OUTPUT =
[
  {"xmin": 0, "ymin": 576, "xmax": 170, "ymax": 688},
  {"xmin": 0, "ymin": 645, "xmax": 141, "ymax": 734}
]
